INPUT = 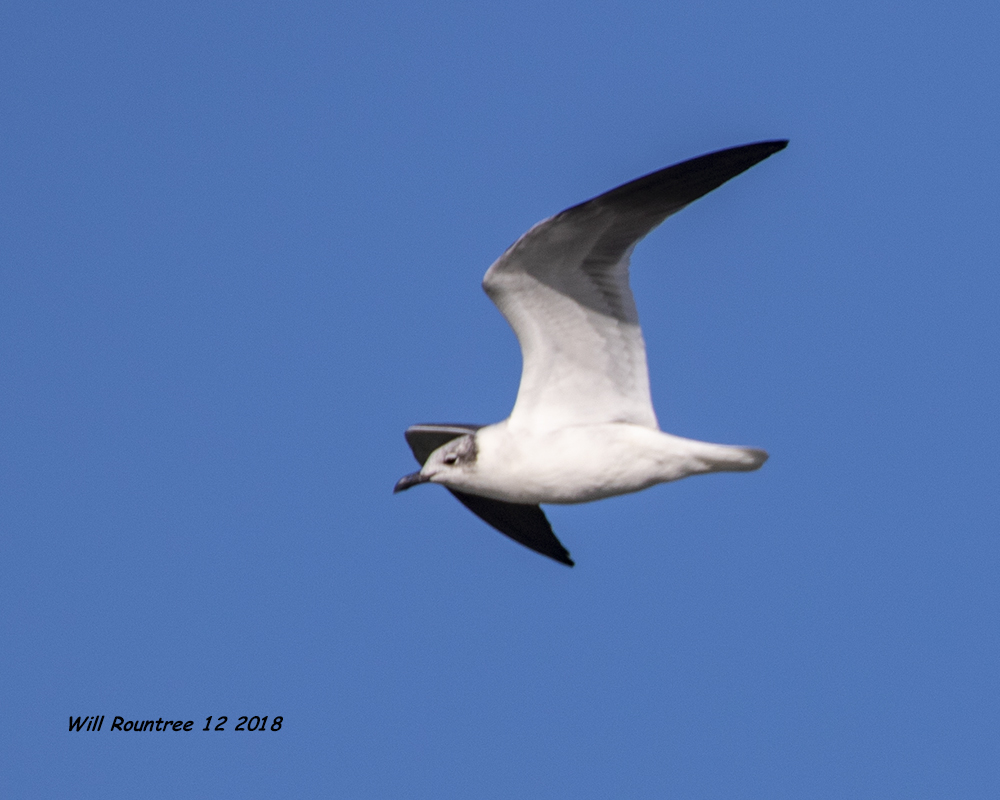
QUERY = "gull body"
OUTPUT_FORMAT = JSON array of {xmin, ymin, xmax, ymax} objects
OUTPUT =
[
  {"xmin": 418, "ymin": 421, "xmax": 767, "ymax": 506},
  {"xmin": 395, "ymin": 141, "xmax": 787, "ymax": 565}
]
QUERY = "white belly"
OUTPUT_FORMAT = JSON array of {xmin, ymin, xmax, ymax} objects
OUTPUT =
[{"xmin": 452, "ymin": 422, "xmax": 735, "ymax": 505}]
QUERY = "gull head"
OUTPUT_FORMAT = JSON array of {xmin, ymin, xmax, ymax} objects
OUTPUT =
[{"xmin": 394, "ymin": 433, "xmax": 478, "ymax": 493}]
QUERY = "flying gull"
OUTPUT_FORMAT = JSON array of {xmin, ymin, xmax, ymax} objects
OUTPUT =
[{"xmin": 395, "ymin": 141, "xmax": 787, "ymax": 566}]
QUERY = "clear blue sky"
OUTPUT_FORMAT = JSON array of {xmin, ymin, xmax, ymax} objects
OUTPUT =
[{"xmin": 3, "ymin": 1, "xmax": 998, "ymax": 797}]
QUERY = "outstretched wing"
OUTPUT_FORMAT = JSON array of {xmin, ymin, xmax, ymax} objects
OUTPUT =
[
  {"xmin": 483, "ymin": 140, "xmax": 788, "ymax": 433},
  {"xmin": 447, "ymin": 490, "xmax": 573, "ymax": 567},
  {"xmin": 404, "ymin": 424, "xmax": 574, "ymax": 566}
]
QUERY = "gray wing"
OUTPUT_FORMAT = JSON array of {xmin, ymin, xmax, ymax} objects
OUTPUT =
[
  {"xmin": 404, "ymin": 424, "xmax": 574, "ymax": 566},
  {"xmin": 483, "ymin": 140, "xmax": 788, "ymax": 432}
]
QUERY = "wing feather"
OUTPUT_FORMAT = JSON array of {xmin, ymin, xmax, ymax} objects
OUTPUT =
[{"xmin": 483, "ymin": 140, "xmax": 787, "ymax": 432}]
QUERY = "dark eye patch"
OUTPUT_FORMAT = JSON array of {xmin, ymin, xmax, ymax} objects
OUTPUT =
[{"xmin": 442, "ymin": 435, "xmax": 478, "ymax": 466}]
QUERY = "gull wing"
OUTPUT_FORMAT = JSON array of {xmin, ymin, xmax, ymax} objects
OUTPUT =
[
  {"xmin": 404, "ymin": 424, "xmax": 574, "ymax": 566},
  {"xmin": 483, "ymin": 140, "xmax": 788, "ymax": 432},
  {"xmin": 447, "ymin": 490, "xmax": 573, "ymax": 566}
]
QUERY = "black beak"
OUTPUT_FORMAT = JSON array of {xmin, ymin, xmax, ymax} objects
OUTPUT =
[{"xmin": 394, "ymin": 470, "xmax": 430, "ymax": 493}]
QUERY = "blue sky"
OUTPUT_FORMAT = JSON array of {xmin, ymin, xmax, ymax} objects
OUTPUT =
[{"xmin": 3, "ymin": 1, "xmax": 999, "ymax": 797}]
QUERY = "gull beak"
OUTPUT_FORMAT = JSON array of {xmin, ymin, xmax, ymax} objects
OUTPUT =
[{"xmin": 394, "ymin": 470, "xmax": 431, "ymax": 493}]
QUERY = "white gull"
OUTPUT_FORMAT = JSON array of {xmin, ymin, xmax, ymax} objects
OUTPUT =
[{"xmin": 395, "ymin": 141, "xmax": 787, "ymax": 566}]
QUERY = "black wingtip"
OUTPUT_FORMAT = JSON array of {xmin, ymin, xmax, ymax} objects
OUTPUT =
[
  {"xmin": 540, "ymin": 550, "xmax": 574, "ymax": 567},
  {"xmin": 568, "ymin": 138, "xmax": 789, "ymax": 219},
  {"xmin": 541, "ymin": 548, "xmax": 574, "ymax": 567},
  {"xmin": 448, "ymin": 489, "xmax": 575, "ymax": 567},
  {"xmin": 760, "ymin": 139, "xmax": 789, "ymax": 155}
]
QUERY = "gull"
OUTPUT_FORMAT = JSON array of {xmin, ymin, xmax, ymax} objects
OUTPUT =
[{"xmin": 395, "ymin": 141, "xmax": 787, "ymax": 566}]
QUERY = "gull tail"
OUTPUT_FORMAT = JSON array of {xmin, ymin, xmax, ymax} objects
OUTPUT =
[{"xmin": 691, "ymin": 443, "xmax": 769, "ymax": 473}]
